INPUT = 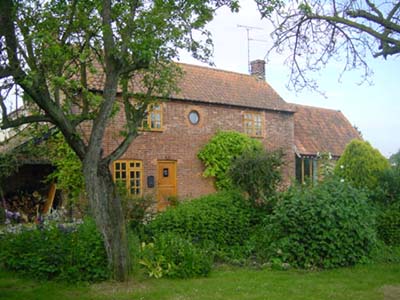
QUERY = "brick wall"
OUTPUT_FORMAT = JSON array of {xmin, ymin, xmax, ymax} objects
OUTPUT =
[{"xmin": 103, "ymin": 100, "xmax": 295, "ymax": 199}]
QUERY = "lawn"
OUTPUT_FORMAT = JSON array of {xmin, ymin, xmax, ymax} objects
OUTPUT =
[{"xmin": 1, "ymin": 263, "xmax": 399, "ymax": 300}]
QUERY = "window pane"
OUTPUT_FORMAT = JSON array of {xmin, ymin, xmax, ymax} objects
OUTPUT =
[
  {"xmin": 114, "ymin": 160, "xmax": 142, "ymax": 196},
  {"xmin": 304, "ymin": 158, "xmax": 311, "ymax": 179},
  {"xmin": 295, "ymin": 157, "xmax": 302, "ymax": 183}
]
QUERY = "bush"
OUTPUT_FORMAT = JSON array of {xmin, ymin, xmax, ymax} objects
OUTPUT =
[
  {"xmin": 139, "ymin": 232, "xmax": 212, "ymax": 279},
  {"xmin": 198, "ymin": 131, "xmax": 263, "ymax": 190},
  {"xmin": 121, "ymin": 193, "xmax": 156, "ymax": 232},
  {"xmin": 334, "ymin": 140, "xmax": 389, "ymax": 191},
  {"xmin": 229, "ymin": 148, "xmax": 284, "ymax": 206},
  {"xmin": 370, "ymin": 240, "xmax": 400, "ymax": 264},
  {"xmin": 266, "ymin": 178, "xmax": 377, "ymax": 269},
  {"xmin": 0, "ymin": 205, "xmax": 5, "ymax": 225},
  {"xmin": 377, "ymin": 164, "xmax": 400, "ymax": 206},
  {"xmin": 377, "ymin": 204, "xmax": 400, "ymax": 246},
  {"xmin": 145, "ymin": 191, "xmax": 253, "ymax": 260},
  {"xmin": 0, "ymin": 218, "xmax": 109, "ymax": 282}
]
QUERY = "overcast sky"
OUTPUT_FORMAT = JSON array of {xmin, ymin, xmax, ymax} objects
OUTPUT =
[{"xmin": 179, "ymin": 0, "xmax": 399, "ymax": 158}]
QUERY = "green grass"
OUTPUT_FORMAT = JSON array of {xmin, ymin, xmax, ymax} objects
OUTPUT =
[{"xmin": 1, "ymin": 264, "xmax": 399, "ymax": 300}]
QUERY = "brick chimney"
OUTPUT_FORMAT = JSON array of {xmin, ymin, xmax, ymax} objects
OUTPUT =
[{"xmin": 250, "ymin": 59, "xmax": 265, "ymax": 81}]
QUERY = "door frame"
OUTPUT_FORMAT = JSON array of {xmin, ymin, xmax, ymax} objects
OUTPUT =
[{"xmin": 156, "ymin": 160, "xmax": 177, "ymax": 210}]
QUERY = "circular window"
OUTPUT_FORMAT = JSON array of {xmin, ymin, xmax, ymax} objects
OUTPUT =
[{"xmin": 188, "ymin": 110, "xmax": 200, "ymax": 125}]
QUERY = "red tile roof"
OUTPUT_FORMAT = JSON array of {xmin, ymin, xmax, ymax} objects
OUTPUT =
[
  {"xmin": 293, "ymin": 104, "xmax": 361, "ymax": 157},
  {"xmin": 86, "ymin": 61, "xmax": 294, "ymax": 113},
  {"xmin": 173, "ymin": 63, "xmax": 294, "ymax": 112}
]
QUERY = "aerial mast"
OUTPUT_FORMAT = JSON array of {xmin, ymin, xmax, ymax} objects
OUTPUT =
[{"xmin": 237, "ymin": 24, "xmax": 263, "ymax": 73}]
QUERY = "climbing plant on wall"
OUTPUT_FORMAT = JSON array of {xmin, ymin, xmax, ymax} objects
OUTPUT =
[{"xmin": 198, "ymin": 131, "xmax": 263, "ymax": 190}]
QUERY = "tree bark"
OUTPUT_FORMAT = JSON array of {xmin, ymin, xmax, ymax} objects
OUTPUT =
[{"xmin": 83, "ymin": 158, "xmax": 130, "ymax": 281}]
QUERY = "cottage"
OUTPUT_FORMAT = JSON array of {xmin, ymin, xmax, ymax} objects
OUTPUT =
[{"xmin": 1, "ymin": 60, "xmax": 359, "ymax": 210}]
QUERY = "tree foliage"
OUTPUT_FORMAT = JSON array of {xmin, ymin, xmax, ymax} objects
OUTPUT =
[
  {"xmin": 198, "ymin": 131, "xmax": 263, "ymax": 190},
  {"xmin": 46, "ymin": 131, "xmax": 85, "ymax": 205},
  {"xmin": 334, "ymin": 139, "xmax": 390, "ymax": 190},
  {"xmin": 389, "ymin": 149, "xmax": 400, "ymax": 165},
  {"xmin": 228, "ymin": 148, "xmax": 284, "ymax": 206},
  {"xmin": 377, "ymin": 159, "xmax": 400, "ymax": 206},
  {"xmin": 0, "ymin": 0, "xmax": 239, "ymax": 281},
  {"xmin": 255, "ymin": 0, "xmax": 400, "ymax": 91}
]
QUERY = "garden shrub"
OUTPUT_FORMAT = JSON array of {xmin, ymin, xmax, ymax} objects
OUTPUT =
[
  {"xmin": 265, "ymin": 178, "xmax": 377, "ymax": 269},
  {"xmin": 0, "ymin": 218, "xmax": 109, "ymax": 282},
  {"xmin": 229, "ymin": 148, "xmax": 283, "ymax": 206},
  {"xmin": 145, "ymin": 191, "xmax": 253, "ymax": 260},
  {"xmin": 334, "ymin": 140, "xmax": 390, "ymax": 191},
  {"xmin": 377, "ymin": 204, "xmax": 400, "ymax": 246},
  {"xmin": 139, "ymin": 232, "xmax": 212, "ymax": 279},
  {"xmin": 0, "ymin": 205, "xmax": 5, "ymax": 225},
  {"xmin": 120, "ymin": 192, "xmax": 156, "ymax": 232},
  {"xmin": 377, "ymin": 164, "xmax": 400, "ymax": 206},
  {"xmin": 370, "ymin": 240, "xmax": 400, "ymax": 264},
  {"xmin": 198, "ymin": 131, "xmax": 263, "ymax": 190}
]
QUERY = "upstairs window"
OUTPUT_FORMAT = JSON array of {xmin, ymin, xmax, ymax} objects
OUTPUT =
[
  {"xmin": 113, "ymin": 160, "xmax": 143, "ymax": 195},
  {"xmin": 244, "ymin": 112, "xmax": 263, "ymax": 137},
  {"xmin": 142, "ymin": 104, "xmax": 163, "ymax": 131}
]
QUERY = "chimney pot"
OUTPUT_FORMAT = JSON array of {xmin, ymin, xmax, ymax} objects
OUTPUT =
[{"xmin": 250, "ymin": 59, "xmax": 265, "ymax": 81}]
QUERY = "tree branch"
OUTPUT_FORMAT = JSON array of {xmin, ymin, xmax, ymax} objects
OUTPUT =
[
  {"xmin": 85, "ymin": 0, "xmax": 121, "ymax": 165},
  {"xmin": 346, "ymin": 9, "xmax": 400, "ymax": 34},
  {"xmin": 364, "ymin": 0, "xmax": 383, "ymax": 20},
  {"xmin": 0, "ymin": 66, "xmax": 12, "ymax": 79},
  {"xmin": 60, "ymin": 0, "xmax": 78, "ymax": 45},
  {"xmin": 1, "ymin": 115, "xmax": 53, "ymax": 129},
  {"xmin": 103, "ymin": 79, "xmax": 150, "ymax": 164},
  {"xmin": 306, "ymin": 13, "xmax": 400, "ymax": 51}
]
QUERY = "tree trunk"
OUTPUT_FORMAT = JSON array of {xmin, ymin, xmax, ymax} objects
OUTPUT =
[{"xmin": 83, "ymin": 159, "xmax": 130, "ymax": 281}]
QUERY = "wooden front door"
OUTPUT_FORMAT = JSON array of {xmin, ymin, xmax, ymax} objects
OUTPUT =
[{"xmin": 157, "ymin": 161, "xmax": 177, "ymax": 210}]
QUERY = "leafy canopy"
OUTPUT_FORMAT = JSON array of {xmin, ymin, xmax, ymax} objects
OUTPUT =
[{"xmin": 334, "ymin": 139, "xmax": 389, "ymax": 190}]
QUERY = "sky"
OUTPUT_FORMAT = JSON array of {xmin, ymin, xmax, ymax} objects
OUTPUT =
[{"xmin": 178, "ymin": 0, "xmax": 400, "ymax": 158}]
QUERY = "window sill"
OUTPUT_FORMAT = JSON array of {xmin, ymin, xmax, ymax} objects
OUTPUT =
[{"xmin": 139, "ymin": 128, "xmax": 164, "ymax": 133}]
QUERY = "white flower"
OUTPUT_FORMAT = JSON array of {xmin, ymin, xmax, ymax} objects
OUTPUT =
[{"xmin": 340, "ymin": 179, "xmax": 345, "ymax": 183}]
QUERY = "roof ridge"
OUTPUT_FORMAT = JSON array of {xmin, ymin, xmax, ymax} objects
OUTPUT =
[
  {"xmin": 177, "ymin": 62, "xmax": 255, "ymax": 79},
  {"xmin": 292, "ymin": 103, "xmax": 341, "ymax": 113}
]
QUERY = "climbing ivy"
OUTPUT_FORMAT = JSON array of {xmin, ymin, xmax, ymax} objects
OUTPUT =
[{"xmin": 198, "ymin": 131, "xmax": 263, "ymax": 190}]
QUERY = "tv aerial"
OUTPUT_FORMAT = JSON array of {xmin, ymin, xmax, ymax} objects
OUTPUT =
[{"xmin": 237, "ymin": 24, "xmax": 267, "ymax": 73}]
